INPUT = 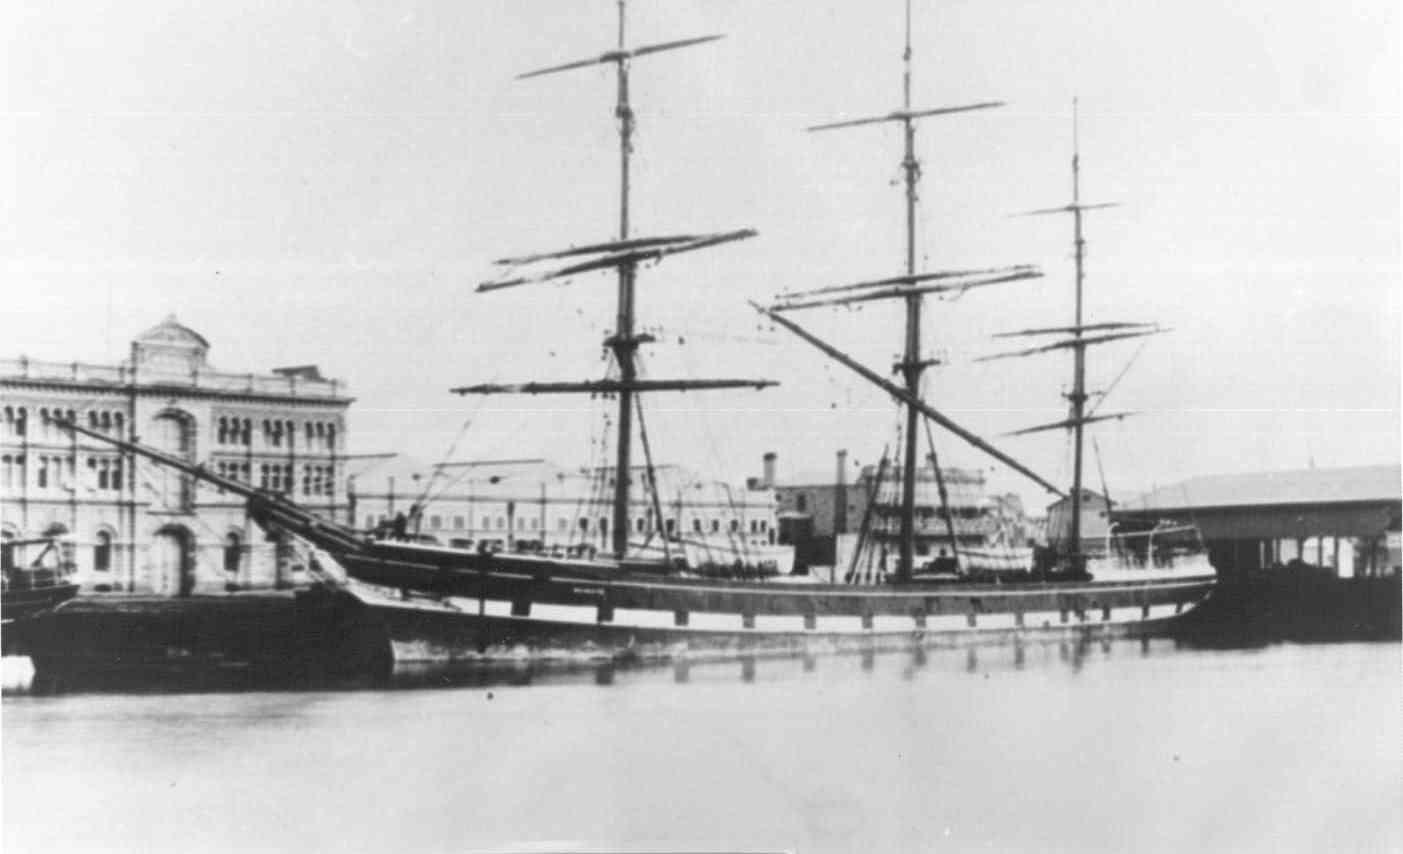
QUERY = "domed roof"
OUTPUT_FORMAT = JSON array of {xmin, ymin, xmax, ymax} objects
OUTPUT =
[{"xmin": 135, "ymin": 314, "xmax": 210, "ymax": 350}]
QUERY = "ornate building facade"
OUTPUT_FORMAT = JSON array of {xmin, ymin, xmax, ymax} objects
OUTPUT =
[{"xmin": 1, "ymin": 316, "xmax": 351, "ymax": 596}]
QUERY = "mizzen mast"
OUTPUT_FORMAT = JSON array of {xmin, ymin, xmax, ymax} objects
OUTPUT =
[
  {"xmin": 462, "ymin": 1, "xmax": 773, "ymax": 562},
  {"xmin": 994, "ymin": 99, "xmax": 1161, "ymax": 570}
]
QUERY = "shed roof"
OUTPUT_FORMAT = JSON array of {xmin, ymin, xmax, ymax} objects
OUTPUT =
[{"xmin": 1120, "ymin": 465, "xmax": 1401, "ymax": 512}]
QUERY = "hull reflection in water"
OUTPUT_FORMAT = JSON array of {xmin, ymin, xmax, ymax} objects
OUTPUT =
[{"xmin": 4, "ymin": 632, "xmax": 1171, "ymax": 696}]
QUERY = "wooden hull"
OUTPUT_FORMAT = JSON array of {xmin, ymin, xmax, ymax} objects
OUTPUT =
[
  {"xmin": 1, "ymin": 583, "xmax": 81, "ymax": 624},
  {"xmin": 333, "ymin": 541, "xmax": 1218, "ymax": 664}
]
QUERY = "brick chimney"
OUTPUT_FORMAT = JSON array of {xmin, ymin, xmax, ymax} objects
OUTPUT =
[
  {"xmin": 834, "ymin": 449, "xmax": 849, "ymax": 533},
  {"xmin": 762, "ymin": 452, "xmax": 777, "ymax": 489}
]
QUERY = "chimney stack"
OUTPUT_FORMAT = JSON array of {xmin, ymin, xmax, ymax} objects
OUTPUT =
[
  {"xmin": 762, "ymin": 452, "xmax": 777, "ymax": 489},
  {"xmin": 835, "ymin": 449, "xmax": 849, "ymax": 533}
]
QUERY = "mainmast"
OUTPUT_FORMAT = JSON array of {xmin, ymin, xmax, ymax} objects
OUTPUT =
[
  {"xmin": 773, "ymin": 0, "xmax": 1028, "ymax": 583},
  {"xmin": 897, "ymin": 0, "xmax": 923, "ymax": 586},
  {"xmin": 612, "ymin": 0, "xmax": 640, "ymax": 562},
  {"xmin": 464, "ymin": 0, "xmax": 774, "ymax": 563}
]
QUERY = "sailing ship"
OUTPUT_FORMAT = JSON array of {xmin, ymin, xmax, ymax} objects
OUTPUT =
[{"xmin": 55, "ymin": 1, "xmax": 1215, "ymax": 669}]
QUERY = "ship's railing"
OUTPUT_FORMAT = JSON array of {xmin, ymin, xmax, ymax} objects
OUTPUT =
[{"xmin": 1, "ymin": 357, "xmax": 346, "ymax": 399}]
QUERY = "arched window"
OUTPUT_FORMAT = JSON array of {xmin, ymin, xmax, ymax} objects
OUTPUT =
[
  {"xmin": 94, "ymin": 531, "xmax": 112, "ymax": 572},
  {"xmin": 692, "ymin": 518, "xmax": 702, "ymax": 534},
  {"xmin": 224, "ymin": 533, "xmax": 242, "ymax": 574}
]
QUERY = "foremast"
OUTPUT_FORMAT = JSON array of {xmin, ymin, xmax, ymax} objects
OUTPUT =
[{"xmin": 461, "ymin": 1, "xmax": 773, "ymax": 562}]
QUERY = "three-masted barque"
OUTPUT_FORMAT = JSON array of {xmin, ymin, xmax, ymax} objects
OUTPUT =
[{"xmin": 58, "ymin": 1, "xmax": 1216, "ymax": 668}]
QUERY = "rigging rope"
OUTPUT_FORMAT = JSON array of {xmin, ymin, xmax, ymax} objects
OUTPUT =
[
  {"xmin": 1087, "ymin": 340, "xmax": 1147, "ymax": 419},
  {"xmin": 633, "ymin": 393, "xmax": 671, "ymax": 565},
  {"xmin": 923, "ymin": 419, "xmax": 960, "ymax": 572}
]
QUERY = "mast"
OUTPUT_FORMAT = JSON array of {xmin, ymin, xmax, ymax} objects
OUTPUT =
[
  {"xmin": 1068, "ymin": 98, "xmax": 1088, "ymax": 567},
  {"xmin": 792, "ymin": 1, "xmax": 1008, "ymax": 582},
  {"xmin": 612, "ymin": 0, "xmax": 639, "ymax": 561},
  {"xmin": 465, "ymin": 1, "xmax": 773, "ymax": 564},
  {"xmin": 897, "ymin": 0, "xmax": 922, "ymax": 584},
  {"xmin": 992, "ymin": 100, "xmax": 1172, "ymax": 572}
]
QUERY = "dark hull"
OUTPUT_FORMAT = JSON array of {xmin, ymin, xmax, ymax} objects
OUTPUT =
[
  {"xmin": 2, "ymin": 583, "xmax": 81, "ymax": 624},
  {"xmin": 336, "ymin": 541, "xmax": 1218, "ymax": 663}
]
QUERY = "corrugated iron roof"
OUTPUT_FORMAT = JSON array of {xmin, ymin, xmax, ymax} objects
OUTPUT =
[{"xmin": 1120, "ymin": 464, "xmax": 1401, "ymax": 512}]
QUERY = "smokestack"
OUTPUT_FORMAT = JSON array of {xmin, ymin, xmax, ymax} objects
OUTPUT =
[
  {"xmin": 835, "ymin": 449, "xmax": 848, "ymax": 533},
  {"xmin": 762, "ymin": 452, "xmax": 777, "ymax": 489}
]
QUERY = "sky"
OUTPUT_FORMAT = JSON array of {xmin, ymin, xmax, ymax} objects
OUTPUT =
[{"xmin": 3, "ymin": 0, "xmax": 1398, "ymax": 511}]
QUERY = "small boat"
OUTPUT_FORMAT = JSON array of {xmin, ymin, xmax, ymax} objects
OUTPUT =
[
  {"xmin": 56, "ymin": 1, "xmax": 1215, "ymax": 669},
  {"xmin": 2, "ymin": 537, "xmax": 81, "ymax": 623}
]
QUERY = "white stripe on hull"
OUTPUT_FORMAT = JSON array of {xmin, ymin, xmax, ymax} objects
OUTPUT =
[{"xmin": 365, "ymin": 593, "xmax": 1209, "ymax": 641}]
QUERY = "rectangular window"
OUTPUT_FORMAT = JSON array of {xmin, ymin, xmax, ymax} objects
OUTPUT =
[{"xmin": 453, "ymin": 516, "xmax": 465, "ymax": 530}]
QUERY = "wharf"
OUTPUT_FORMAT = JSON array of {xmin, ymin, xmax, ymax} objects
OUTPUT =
[{"xmin": 1178, "ymin": 569, "xmax": 1400, "ymax": 645}]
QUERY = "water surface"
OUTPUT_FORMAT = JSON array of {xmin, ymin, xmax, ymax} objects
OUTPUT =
[{"xmin": 4, "ymin": 640, "xmax": 1399, "ymax": 853}]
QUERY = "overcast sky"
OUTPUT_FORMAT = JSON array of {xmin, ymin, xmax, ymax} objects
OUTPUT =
[{"xmin": 3, "ymin": 0, "xmax": 1398, "ymax": 510}]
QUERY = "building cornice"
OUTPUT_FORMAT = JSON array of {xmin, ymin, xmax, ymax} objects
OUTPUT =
[{"xmin": 1, "ymin": 376, "xmax": 353, "ymax": 407}]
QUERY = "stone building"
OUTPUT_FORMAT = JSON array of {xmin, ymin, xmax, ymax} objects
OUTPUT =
[{"xmin": 1, "ymin": 316, "xmax": 351, "ymax": 595}]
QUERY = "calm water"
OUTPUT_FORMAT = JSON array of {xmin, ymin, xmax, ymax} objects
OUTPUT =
[{"xmin": 4, "ymin": 640, "xmax": 1400, "ymax": 854}]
